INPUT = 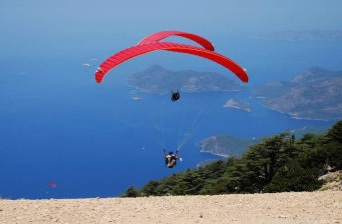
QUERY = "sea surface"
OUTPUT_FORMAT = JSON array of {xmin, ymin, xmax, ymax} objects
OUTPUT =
[{"xmin": 0, "ymin": 38, "xmax": 340, "ymax": 199}]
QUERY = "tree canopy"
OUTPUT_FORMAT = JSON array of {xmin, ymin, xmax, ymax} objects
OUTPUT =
[{"xmin": 121, "ymin": 120, "xmax": 342, "ymax": 197}]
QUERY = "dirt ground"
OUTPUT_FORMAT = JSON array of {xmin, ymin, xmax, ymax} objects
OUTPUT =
[{"xmin": 0, "ymin": 191, "xmax": 341, "ymax": 224}]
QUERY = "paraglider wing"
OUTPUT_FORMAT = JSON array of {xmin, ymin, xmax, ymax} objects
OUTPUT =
[
  {"xmin": 166, "ymin": 46, "xmax": 248, "ymax": 82},
  {"xmin": 49, "ymin": 181, "xmax": 56, "ymax": 188},
  {"xmin": 138, "ymin": 30, "xmax": 215, "ymax": 51},
  {"xmin": 95, "ymin": 42, "xmax": 248, "ymax": 83}
]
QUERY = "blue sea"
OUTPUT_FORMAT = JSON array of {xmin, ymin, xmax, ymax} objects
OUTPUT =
[{"xmin": 0, "ymin": 38, "xmax": 340, "ymax": 199}]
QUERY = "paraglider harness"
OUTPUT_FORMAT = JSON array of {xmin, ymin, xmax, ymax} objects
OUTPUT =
[
  {"xmin": 164, "ymin": 149, "xmax": 179, "ymax": 168},
  {"xmin": 171, "ymin": 90, "xmax": 180, "ymax": 102}
]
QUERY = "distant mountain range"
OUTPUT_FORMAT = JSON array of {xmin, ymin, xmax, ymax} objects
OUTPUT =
[
  {"xmin": 126, "ymin": 65, "xmax": 245, "ymax": 94},
  {"xmin": 254, "ymin": 67, "xmax": 342, "ymax": 121},
  {"xmin": 253, "ymin": 29, "xmax": 342, "ymax": 41}
]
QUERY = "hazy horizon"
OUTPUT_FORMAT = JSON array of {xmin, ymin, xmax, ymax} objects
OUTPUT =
[{"xmin": 2, "ymin": 1, "xmax": 342, "ymax": 58}]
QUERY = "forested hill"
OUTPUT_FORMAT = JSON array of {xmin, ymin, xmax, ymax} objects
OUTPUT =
[
  {"xmin": 121, "ymin": 120, "xmax": 342, "ymax": 197},
  {"xmin": 254, "ymin": 67, "xmax": 342, "ymax": 120},
  {"xmin": 198, "ymin": 125, "xmax": 331, "ymax": 158},
  {"xmin": 126, "ymin": 65, "xmax": 245, "ymax": 94}
]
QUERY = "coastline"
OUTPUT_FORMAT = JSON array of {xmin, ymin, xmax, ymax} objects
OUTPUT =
[
  {"xmin": 200, "ymin": 149, "xmax": 230, "ymax": 158},
  {"xmin": 260, "ymin": 102, "xmax": 335, "ymax": 121}
]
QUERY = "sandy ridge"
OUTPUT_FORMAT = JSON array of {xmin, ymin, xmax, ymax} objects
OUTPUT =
[{"xmin": 0, "ymin": 191, "xmax": 341, "ymax": 224}]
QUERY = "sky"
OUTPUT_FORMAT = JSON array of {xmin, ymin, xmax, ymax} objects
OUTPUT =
[{"xmin": 1, "ymin": 0, "xmax": 342, "ymax": 60}]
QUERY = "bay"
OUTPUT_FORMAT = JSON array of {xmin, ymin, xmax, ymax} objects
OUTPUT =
[{"xmin": 0, "ymin": 38, "xmax": 340, "ymax": 199}]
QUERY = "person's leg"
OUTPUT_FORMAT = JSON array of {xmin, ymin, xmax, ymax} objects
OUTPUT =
[{"xmin": 169, "ymin": 160, "xmax": 176, "ymax": 167}]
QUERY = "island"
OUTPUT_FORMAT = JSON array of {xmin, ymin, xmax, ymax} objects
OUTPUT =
[
  {"xmin": 223, "ymin": 99, "xmax": 252, "ymax": 112},
  {"xmin": 126, "ymin": 65, "xmax": 246, "ymax": 94}
]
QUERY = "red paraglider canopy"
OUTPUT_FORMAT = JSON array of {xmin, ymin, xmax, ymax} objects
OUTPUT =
[
  {"xmin": 95, "ymin": 31, "xmax": 248, "ymax": 83},
  {"xmin": 138, "ymin": 30, "xmax": 215, "ymax": 51}
]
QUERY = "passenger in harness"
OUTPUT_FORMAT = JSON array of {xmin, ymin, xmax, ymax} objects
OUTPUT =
[
  {"xmin": 171, "ymin": 90, "xmax": 180, "ymax": 102},
  {"xmin": 163, "ymin": 149, "xmax": 179, "ymax": 168}
]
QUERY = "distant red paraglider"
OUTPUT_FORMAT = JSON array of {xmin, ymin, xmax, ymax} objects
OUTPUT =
[
  {"xmin": 49, "ymin": 181, "xmax": 56, "ymax": 188},
  {"xmin": 94, "ymin": 30, "xmax": 248, "ymax": 83}
]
